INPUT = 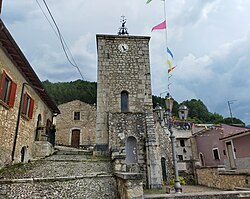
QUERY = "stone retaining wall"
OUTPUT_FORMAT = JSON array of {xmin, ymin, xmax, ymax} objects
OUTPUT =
[
  {"xmin": 115, "ymin": 172, "xmax": 144, "ymax": 199},
  {"xmin": 196, "ymin": 167, "xmax": 250, "ymax": 190},
  {"xmin": 144, "ymin": 191, "xmax": 250, "ymax": 199}
]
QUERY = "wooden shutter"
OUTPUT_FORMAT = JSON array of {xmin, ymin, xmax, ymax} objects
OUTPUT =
[
  {"xmin": 0, "ymin": 70, "xmax": 6, "ymax": 99},
  {"xmin": 28, "ymin": 98, "xmax": 34, "ymax": 119},
  {"xmin": 8, "ymin": 81, "xmax": 17, "ymax": 107},
  {"xmin": 22, "ymin": 92, "xmax": 27, "ymax": 114}
]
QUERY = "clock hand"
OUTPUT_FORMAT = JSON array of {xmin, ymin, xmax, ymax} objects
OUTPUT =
[{"xmin": 122, "ymin": 46, "xmax": 126, "ymax": 51}]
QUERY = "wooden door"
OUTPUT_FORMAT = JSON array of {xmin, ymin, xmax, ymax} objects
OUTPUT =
[{"xmin": 71, "ymin": 130, "xmax": 80, "ymax": 148}]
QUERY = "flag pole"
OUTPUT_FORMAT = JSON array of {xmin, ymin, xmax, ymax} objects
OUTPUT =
[{"xmin": 162, "ymin": 0, "xmax": 170, "ymax": 93}]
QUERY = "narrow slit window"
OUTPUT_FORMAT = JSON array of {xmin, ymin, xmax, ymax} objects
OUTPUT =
[{"xmin": 121, "ymin": 91, "xmax": 129, "ymax": 112}]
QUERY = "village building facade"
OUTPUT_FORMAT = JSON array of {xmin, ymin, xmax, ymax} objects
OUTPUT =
[
  {"xmin": 0, "ymin": 19, "xmax": 59, "ymax": 169},
  {"xmin": 219, "ymin": 124, "xmax": 250, "ymax": 170},
  {"xmin": 56, "ymin": 100, "xmax": 96, "ymax": 148}
]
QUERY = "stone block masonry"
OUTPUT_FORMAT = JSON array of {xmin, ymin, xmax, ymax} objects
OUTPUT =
[
  {"xmin": 196, "ymin": 167, "xmax": 250, "ymax": 190},
  {"xmin": 96, "ymin": 34, "xmax": 153, "ymax": 147},
  {"xmin": 56, "ymin": 100, "xmax": 96, "ymax": 147}
]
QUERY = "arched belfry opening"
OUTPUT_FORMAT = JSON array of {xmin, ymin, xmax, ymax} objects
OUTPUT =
[
  {"xmin": 121, "ymin": 91, "xmax": 129, "ymax": 112},
  {"xmin": 126, "ymin": 136, "xmax": 138, "ymax": 164}
]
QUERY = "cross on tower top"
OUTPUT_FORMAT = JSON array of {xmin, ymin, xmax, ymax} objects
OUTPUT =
[{"xmin": 118, "ymin": 16, "xmax": 129, "ymax": 36}]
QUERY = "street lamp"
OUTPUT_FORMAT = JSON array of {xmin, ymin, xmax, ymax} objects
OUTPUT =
[{"xmin": 155, "ymin": 93, "xmax": 182, "ymax": 193}]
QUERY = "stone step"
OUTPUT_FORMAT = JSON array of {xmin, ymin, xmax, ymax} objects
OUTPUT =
[
  {"xmin": 55, "ymin": 149, "xmax": 93, "ymax": 155},
  {"xmin": 235, "ymin": 187, "xmax": 250, "ymax": 191},
  {"xmin": 0, "ymin": 175, "xmax": 118, "ymax": 199},
  {"xmin": 0, "ymin": 158, "xmax": 113, "ymax": 179}
]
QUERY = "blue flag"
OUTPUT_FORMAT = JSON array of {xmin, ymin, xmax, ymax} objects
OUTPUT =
[{"xmin": 167, "ymin": 47, "xmax": 174, "ymax": 59}]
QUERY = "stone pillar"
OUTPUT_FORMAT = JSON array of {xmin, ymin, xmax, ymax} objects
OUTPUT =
[{"xmin": 145, "ymin": 112, "xmax": 162, "ymax": 188}]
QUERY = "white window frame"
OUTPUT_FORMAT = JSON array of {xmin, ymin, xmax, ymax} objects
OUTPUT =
[{"xmin": 212, "ymin": 147, "xmax": 220, "ymax": 160}]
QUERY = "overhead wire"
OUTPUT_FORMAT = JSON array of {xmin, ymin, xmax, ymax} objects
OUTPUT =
[{"xmin": 35, "ymin": 0, "xmax": 95, "ymax": 100}]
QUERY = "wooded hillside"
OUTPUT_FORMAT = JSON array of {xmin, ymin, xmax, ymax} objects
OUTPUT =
[{"xmin": 42, "ymin": 79, "xmax": 244, "ymax": 125}]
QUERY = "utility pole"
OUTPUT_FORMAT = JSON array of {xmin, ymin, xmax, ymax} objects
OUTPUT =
[{"xmin": 227, "ymin": 100, "xmax": 237, "ymax": 124}]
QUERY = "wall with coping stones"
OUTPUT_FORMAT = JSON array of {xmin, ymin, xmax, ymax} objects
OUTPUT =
[
  {"xmin": 196, "ymin": 167, "xmax": 250, "ymax": 190},
  {"xmin": 115, "ymin": 173, "xmax": 144, "ymax": 199}
]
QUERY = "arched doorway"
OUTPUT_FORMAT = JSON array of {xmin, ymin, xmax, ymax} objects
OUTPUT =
[
  {"xmin": 21, "ymin": 146, "xmax": 28, "ymax": 163},
  {"xmin": 35, "ymin": 114, "xmax": 42, "ymax": 141},
  {"xmin": 125, "ymin": 136, "xmax": 138, "ymax": 164},
  {"xmin": 199, "ymin": 153, "xmax": 205, "ymax": 166},
  {"xmin": 161, "ymin": 157, "xmax": 167, "ymax": 182},
  {"xmin": 71, "ymin": 129, "xmax": 80, "ymax": 148}
]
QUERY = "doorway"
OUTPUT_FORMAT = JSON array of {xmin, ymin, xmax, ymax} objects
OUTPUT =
[
  {"xmin": 161, "ymin": 157, "xmax": 167, "ymax": 182},
  {"xmin": 21, "ymin": 146, "xmax": 28, "ymax": 163},
  {"xmin": 71, "ymin": 129, "xmax": 80, "ymax": 148},
  {"xmin": 199, "ymin": 153, "xmax": 205, "ymax": 166},
  {"xmin": 226, "ymin": 141, "xmax": 236, "ymax": 169}
]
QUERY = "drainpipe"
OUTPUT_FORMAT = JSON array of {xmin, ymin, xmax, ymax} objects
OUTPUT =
[
  {"xmin": 12, "ymin": 82, "xmax": 44, "ymax": 162},
  {"xmin": 12, "ymin": 82, "xmax": 27, "ymax": 161}
]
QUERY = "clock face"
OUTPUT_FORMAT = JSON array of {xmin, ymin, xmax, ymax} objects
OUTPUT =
[{"xmin": 118, "ymin": 43, "xmax": 129, "ymax": 53}]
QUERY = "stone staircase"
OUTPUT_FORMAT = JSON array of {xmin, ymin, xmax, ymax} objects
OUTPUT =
[{"xmin": 0, "ymin": 146, "xmax": 118, "ymax": 199}]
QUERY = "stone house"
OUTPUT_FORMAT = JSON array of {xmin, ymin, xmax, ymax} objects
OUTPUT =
[
  {"xmin": 193, "ymin": 123, "xmax": 250, "ymax": 170},
  {"xmin": 56, "ymin": 100, "xmax": 96, "ymax": 148},
  {"xmin": 0, "ymin": 19, "xmax": 60, "ymax": 168},
  {"xmin": 172, "ymin": 121, "xmax": 194, "ymax": 182},
  {"xmin": 193, "ymin": 124, "xmax": 226, "ymax": 167},
  {"xmin": 219, "ymin": 124, "xmax": 250, "ymax": 170}
]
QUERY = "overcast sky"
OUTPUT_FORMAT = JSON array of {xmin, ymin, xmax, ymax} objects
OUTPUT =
[{"xmin": 1, "ymin": 0, "xmax": 250, "ymax": 125}]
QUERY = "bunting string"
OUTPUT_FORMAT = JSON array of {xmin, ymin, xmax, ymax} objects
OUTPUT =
[{"xmin": 148, "ymin": 0, "xmax": 177, "ymax": 94}]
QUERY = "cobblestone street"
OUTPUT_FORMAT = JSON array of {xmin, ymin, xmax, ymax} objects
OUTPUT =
[{"xmin": 0, "ymin": 146, "xmax": 118, "ymax": 199}]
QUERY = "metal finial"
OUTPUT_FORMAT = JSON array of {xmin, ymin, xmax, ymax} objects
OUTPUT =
[{"xmin": 118, "ymin": 16, "xmax": 129, "ymax": 35}]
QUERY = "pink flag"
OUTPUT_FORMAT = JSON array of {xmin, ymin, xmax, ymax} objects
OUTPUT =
[{"xmin": 151, "ymin": 20, "xmax": 166, "ymax": 31}]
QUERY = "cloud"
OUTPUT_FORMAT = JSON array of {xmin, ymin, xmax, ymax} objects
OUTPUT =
[{"xmin": 1, "ymin": 0, "xmax": 250, "ymax": 124}]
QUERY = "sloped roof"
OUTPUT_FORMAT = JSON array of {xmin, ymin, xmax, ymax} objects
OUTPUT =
[
  {"xmin": 219, "ymin": 123, "xmax": 250, "ymax": 140},
  {"xmin": 0, "ymin": 19, "xmax": 60, "ymax": 114}
]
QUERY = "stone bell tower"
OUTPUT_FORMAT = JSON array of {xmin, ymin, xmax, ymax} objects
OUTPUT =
[{"xmin": 95, "ymin": 18, "xmax": 162, "ymax": 188}]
